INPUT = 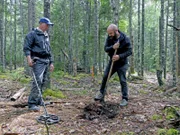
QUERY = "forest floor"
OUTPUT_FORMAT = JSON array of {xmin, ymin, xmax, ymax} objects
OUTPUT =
[{"xmin": 0, "ymin": 69, "xmax": 180, "ymax": 135}]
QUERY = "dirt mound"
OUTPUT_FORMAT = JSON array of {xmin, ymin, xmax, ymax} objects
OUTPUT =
[{"xmin": 82, "ymin": 101, "xmax": 120, "ymax": 120}]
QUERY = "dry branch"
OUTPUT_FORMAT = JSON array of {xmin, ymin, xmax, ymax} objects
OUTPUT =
[
  {"xmin": 168, "ymin": 24, "xmax": 180, "ymax": 31},
  {"xmin": 10, "ymin": 87, "xmax": 26, "ymax": 101},
  {"xmin": 163, "ymin": 87, "xmax": 177, "ymax": 95}
]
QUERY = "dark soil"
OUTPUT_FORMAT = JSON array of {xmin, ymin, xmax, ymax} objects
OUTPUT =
[{"xmin": 82, "ymin": 101, "xmax": 120, "ymax": 120}]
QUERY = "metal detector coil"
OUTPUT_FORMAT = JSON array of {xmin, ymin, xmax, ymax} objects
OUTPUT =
[{"xmin": 36, "ymin": 114, "xmax": 60, "ymax": 125}]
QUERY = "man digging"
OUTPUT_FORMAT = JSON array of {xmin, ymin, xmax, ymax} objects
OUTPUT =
[{"xmin": 94, "ymin": 24, "xmax": 132, "ymax": 106}]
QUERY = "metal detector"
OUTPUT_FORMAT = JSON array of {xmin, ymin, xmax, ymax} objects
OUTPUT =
[{"xmin": 31, "ymin": 69, "xmax": 60, "ymax": 125}]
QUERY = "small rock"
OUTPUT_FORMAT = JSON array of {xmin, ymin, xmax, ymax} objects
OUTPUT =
[
  {"xmin": 69, "ymin": 129, "xmax": 76, "ymax": 133},
  {"xmin": 93, "ymin": 118, "xmax": 99, "ymax": 123}
]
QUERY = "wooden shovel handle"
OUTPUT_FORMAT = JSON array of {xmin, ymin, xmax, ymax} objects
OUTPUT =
[{"xmin": 106, "ymin": 49, "xmax": 117, "ymax": 95}]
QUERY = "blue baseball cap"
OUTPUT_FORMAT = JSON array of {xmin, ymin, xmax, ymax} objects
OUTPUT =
[{"xmin": 39, "ymin": 17, "xmax": 54, "ymax": 26}]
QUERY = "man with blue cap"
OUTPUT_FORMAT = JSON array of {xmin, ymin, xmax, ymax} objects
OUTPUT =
[{"xmin": 23, "ymin": 17, "xmax": 54, "ymax": 111}]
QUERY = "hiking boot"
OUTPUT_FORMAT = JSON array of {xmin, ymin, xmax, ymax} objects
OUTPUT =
[
  {"xmin": 94, "ymin": 91, "xmax": 104, "ymax": 101},
  {"xmin": 120, "ymin": 99, "xmax": 128, "ymax": 106},
  {"xmin": 29, "ymin": 105, "xmax": 40, "ymax": 112}
]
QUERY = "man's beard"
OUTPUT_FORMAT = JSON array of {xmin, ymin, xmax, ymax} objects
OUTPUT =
[{"xmin": 110, "ymin": 32, "xmax": 117, "ymax": 40}]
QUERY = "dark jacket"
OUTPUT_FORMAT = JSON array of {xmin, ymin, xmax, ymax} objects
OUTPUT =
[
  {"xmin": 104, "ymin": 31, "xmax": 132, "ymax": 67},
  {"xmin": 23, "ymin": 28, "xmax": 53, "ymax": 64}
]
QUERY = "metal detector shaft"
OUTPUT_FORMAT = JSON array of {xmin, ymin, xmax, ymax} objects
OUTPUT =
[{"xmin": 32, "ymin": 70, "xmax": 49, "ymax": 116}]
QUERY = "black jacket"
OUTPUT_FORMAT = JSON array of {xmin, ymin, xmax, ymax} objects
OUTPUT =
[
  {"xmin": 23, "ymin": 28, "xmax": 53, "ymax": 64},
  {"xmin": 105, "ymin": 31, "xmax": 132, "ymax": 67}
]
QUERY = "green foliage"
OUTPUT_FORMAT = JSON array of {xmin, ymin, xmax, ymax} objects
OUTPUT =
[
  {"xmin": 51, "ymin": 70, "xmax": 66, "ymax": 79},
  {"xmin": 0, "ymin": 74, "xmax": 9, "ymax": 79},
  {"xmin": 119, "ymin": 20, "xmax": 128, "ymax": 33},
  {"xmin": 166, "ymin": 129, "xmax": 179, "ymax": 135},
  {"xmin": 151, "ymin": 114, "xmax": 162, "ymax": 120},
  {"xmin": 163, "ymin": 107, "xmax": 180, "ymax": 120},
  {"xmin": 64, "ymin": 73, "xmax": 89, "ymax": 80},
  {"xmin": 117, "ymin": 132, "xmax": 134, "ymax": 135},
  {"xmin": 43, "ymin": 88, "xmax": 66, "ymax": 99},
  {"xmin": 157, "ymin": 129, "xmax": 179, "ymax": 135},
  {"xmin": 71, "ymin": 90, "xmax": 88, "ymax": 96},
  {"xmin": 158, "ymin": 129, "xmax": 167, "ymax": 135},
  {"xmin": 139, "ymin": 89, "xmax": 148, "ymax": 94},
  {"xmin": 0, "ymin": 68, "xmax": 31, "ymax": 84}
]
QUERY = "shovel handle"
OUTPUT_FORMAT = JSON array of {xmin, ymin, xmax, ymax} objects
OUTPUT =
[{"xmin": 106, "ymin": 49, "xmax": 117, "ymax": 95}]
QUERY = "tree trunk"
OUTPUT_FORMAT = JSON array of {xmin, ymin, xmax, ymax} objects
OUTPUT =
[
  {"xmin": 177, "ymin": 0, "xmax": 180, "ymax": 76},
  {"xmin": 28, "ymin": 0, "xmax": 35, "ymax": 31},
  {"xmin": 44, "ymin": 0, "xmax": 50, "ymax": 19},
  {"xmin": 157, "ymin": 70, "xmax": 163, "ymax": 86},
  {"xmin": 157, "ymin": 0, "xmax": 165, "ymax": 86},
  {"xmin": 129, "ymin": 0, "xmax": 135, "ymax": 74},
  {"xmin": 9, "ymin": 0, "xmax": 13, "ymax": 71},
  {"xmin": 83, "ymin": 0, "xmax": 90, "ymax": 73},
  {"xmin": 160, "ymin": 0, "xmax": 165, "ymax": 80},
  {"xmin": 164, "ymin": 0, "xmax": 169, "ymax": 79},
  {"xmin": 141, "ymin": 0, "xmax": 145, "ymax": 77},
  {"xmin": 87, "ymin": 0, "xmax": 91, "ymax": 73},
  {"xmin": 158, "ymin": 17, "xmax": 164, "ymax": 86},
  {"xmin": 172, "ymin": 0, "xmax": 177, "ymax": 86},
  {"xmin": 25, "ymin": 0, "xmax": 36, "ymax": 75},
  {"xmin": 3, "ymin": 0, "xmax": 6, "ymax": 71},
  {"xmin": 93, "ymin": 0, "xmax": 99, "ymax": 75},
  {"xmin": 110, "ymin": 0, "xmax": 119, "ymax": 26},
  {"xmin": 0, "ymin": 0, "xmax": 4, "ymax": 71},
  {"xmin": 68, "ymin": 0, "xmax": 74, "ymax": 74},
  {"xmin": 44, "ymin": 0, "xmax": 51, "ymax": 87},
  {"xmin": 137, "ymin": 0, "xmax": 141, "ymax": 76},
  {"xmin": 14, "ymin": 0, "xmax": 17, "ymax": 69},
  {"xmin": 19, "ymin": 0, "xmax": 25, "ymax": 66}
]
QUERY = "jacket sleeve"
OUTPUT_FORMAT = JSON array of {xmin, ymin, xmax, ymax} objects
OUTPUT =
[
  {"xmin": 104, "ymin": 37, "xmax": 114, "ymax": 52},
  {"xmin": 23, "ymin": 32, "xmax": 34, "ymax": 56},
  {"xmin": 119, "ymin": 37, "xmax": 132, "ymax": 59}
]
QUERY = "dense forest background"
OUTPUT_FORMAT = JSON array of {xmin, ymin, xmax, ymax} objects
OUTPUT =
[{"xmin": 0, "ymin": 0, "xmax": 179, "ymax": 87}]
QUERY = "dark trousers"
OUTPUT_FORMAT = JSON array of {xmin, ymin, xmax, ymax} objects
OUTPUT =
[
  {"xmin": 28, "ymin": 59, "xmax": 49, "ymax": 107},
  {"xmin": 100, "ymin": 61, "xmax": 129, "ymax": 100}
]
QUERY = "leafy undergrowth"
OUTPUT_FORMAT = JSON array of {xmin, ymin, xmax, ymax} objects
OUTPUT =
[
  {"xmin": 0, "ymin": 68, "xmax": 31, "ymax": 84},
  {"xmin": 0, "ymin": 71, "xmax": 180, "ymax": 135}
]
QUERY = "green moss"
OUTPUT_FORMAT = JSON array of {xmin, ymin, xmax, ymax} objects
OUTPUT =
[
  {"xmin": 116, "ymin": 132, "xmax": 134, "ymax": 135},
  {"xmin": 51, "ymin": 70, "xmax": 65, "ymax": 79},
  {"xmin": 71, "ymin": 90, "xmax": 88, "ymax": 96},
  {"xmin": 43, "ymin": 88, "xmax": 66, "ymax": 99},
  {"xmin": 64, "ymin": 74, "xmax": 80, "ymax": 80},
  {"xmin": 0, "ymin": 74, "xmax": 9, "ymax": 79},
  {"xmin": 157, "ymin": 129, "xmax": 179, "ymax": 135},
  {"xmin": 72, "ymin": 81, "xmax": 79, "ymax": 87},
  {"xmin": 151, "ymin": 114, "xmax": 163, "ymax": 120},
  {"xmin": 78, "ymin": 73, "xmax": 89, "ymax": 78},
  {"xmin": 8, "ymin": 68, "xmax": 25, "ymax": 81},
  {"xmin": 163, "ymin": 107, "xmax": 180, "ymax": 120},
  {"xmin": 157, "ymin": 129, "xmax": 167, "ymax": 135},
  {"xmin": 19, "ymin": 77, "xmax": 31, "ymax": 84},
  {"xmin": 139, "ymin": 89, "xmax": 148, "ymax": 94},
  {"xmin": 113, "ymin": 75, "xmax": 119, "ymax": 82},
  {"xmin": 167, "ymin": 129, "xmax": 179, "ymax": 135},
  {"xmin": 60, "ymin": 80, "xmax": 71, "ymax": 85},
  {"xmin": 142, "ymin": 84, "xmax": 148, "ymax": 88},
  {"xmin": 64, "ymin": 73, "xmax": 89, "ymax": 81}
]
